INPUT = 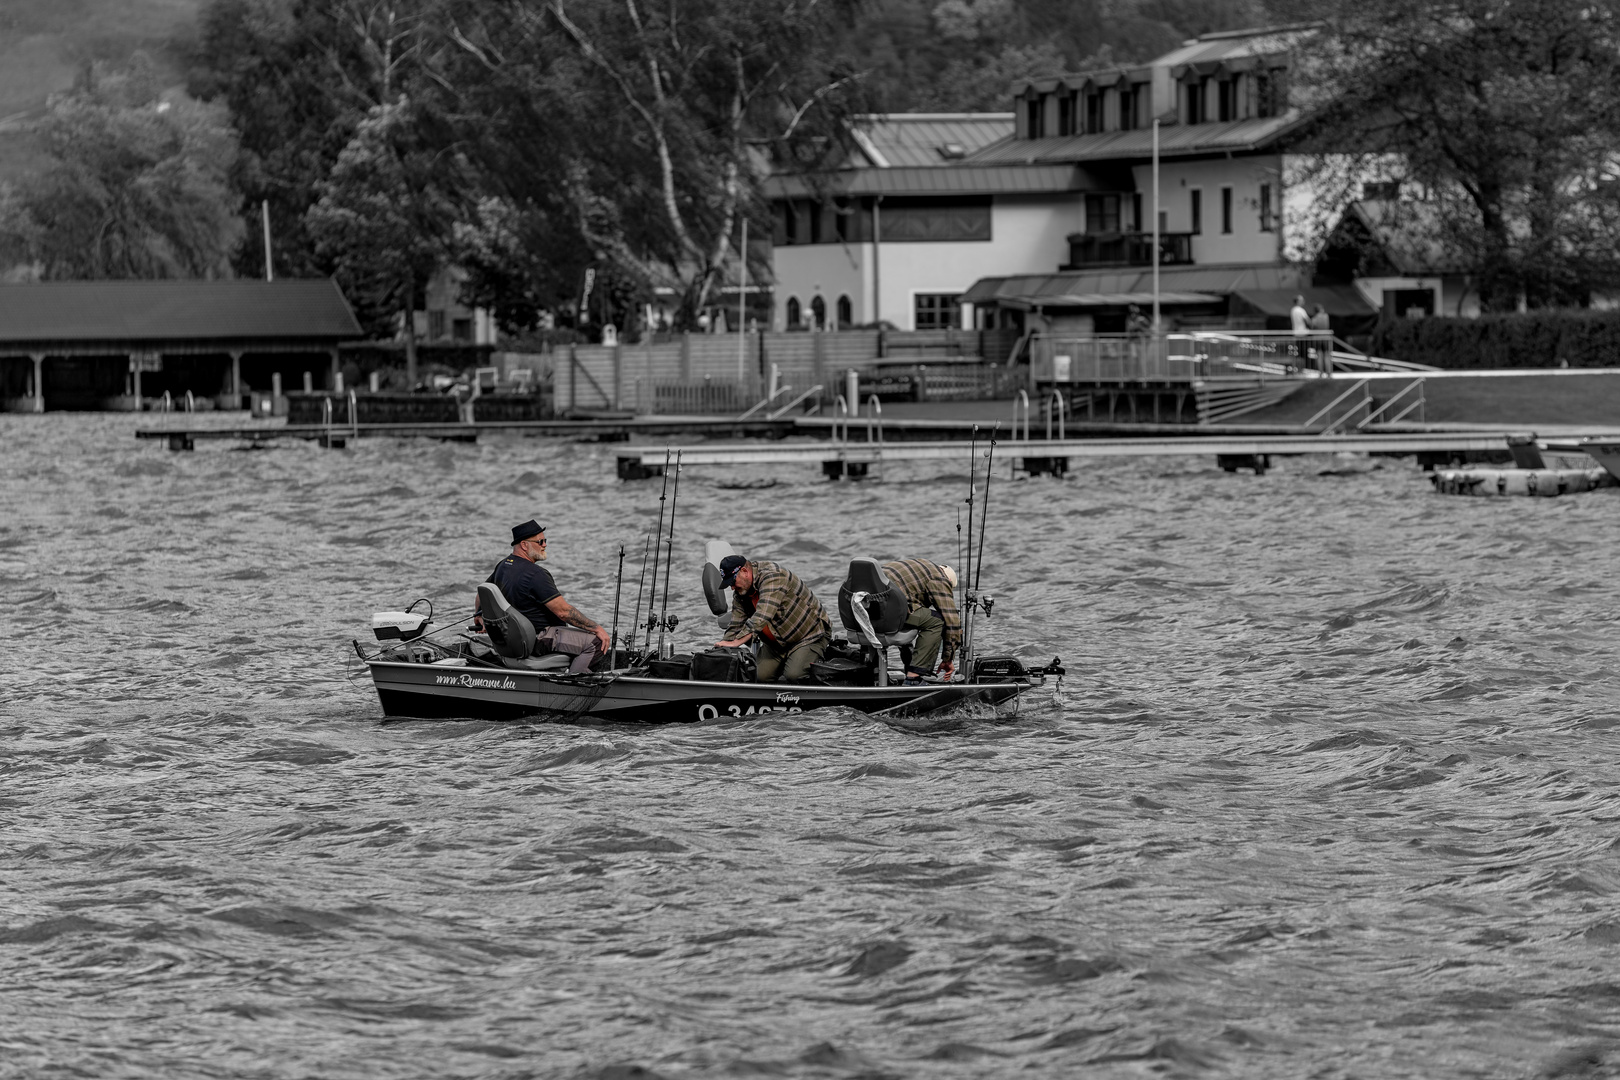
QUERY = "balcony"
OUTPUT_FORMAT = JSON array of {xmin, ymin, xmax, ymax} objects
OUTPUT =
[{"xmin": 1061, "ymin": 231, "xmax": 1194, "ymax": 269}]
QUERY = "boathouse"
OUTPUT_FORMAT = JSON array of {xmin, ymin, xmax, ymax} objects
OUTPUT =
[{"xmin": 0, "ymin": 279, "xmax": 364, "ymax": 412}]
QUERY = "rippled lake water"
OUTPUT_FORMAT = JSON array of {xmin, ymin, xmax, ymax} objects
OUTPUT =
[{"xmin": 4, "ymin": 411, "xmax": 1620, "ymax": 1079}]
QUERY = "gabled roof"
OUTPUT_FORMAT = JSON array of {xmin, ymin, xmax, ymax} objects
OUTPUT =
[
  {"xmin": 966, "ymin": 113, "xmax": 1301, "ymax": 165},
  {"xmin": 765, "ymin": 163, "xmax": 1105, "ymax": 199},
  {"xmin": 0, "ymin": 279, "xmax": 363, "ymax": 346},
  {"xmin": 850, "ymin": 113, "xmax": 1014, "ymax": 168},
  {"xmin": 1152, "ymin": 24, "xmax": 1318, "ymax": 70}
]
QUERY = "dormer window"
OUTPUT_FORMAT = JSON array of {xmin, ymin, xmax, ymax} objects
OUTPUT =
[
  {"xmin": 1218, "ymin": 80, "xmax": 1236, "ymax": 122},
  {"xmin": 1086, "ymin": 92, "xmax": 1104, "ymax": 134},
  {"xmin": 1184, "ymin": 80, "xmax": 1205, "ymax": 124},
  {"xmin": 1057, "ymin": 92, "xmax": 1076, "ymax": 136},
  {"xmin": 1026, "ymin": 94, "xmax": 1045, "ymax": 138},
  {"xmin": 1119, "ymin": 84, "xmax": 1139, "ymax": 130}
]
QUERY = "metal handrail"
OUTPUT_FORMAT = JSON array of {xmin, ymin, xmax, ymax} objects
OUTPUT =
[
  {"xmin": 767, "ymin": 384, "xmax": 823, "ymax": 420},
  {"xmin": 737, "ymin": 384, "xmax": 790, "ymax": 420},
  {"xmin": 1011, "ymin": 390, "xmax": 1030, "ymax": 441},
  {"xmin": 832, "ymin": 394, "xmax": 849, "ymax": 443},
  {"xmin": 1046, "ymin": 390, "xmax": 1067, "ymax": 441},
  {"xmin": 1305, "ymin": 378, "xmax": 1372, "ymax": 434},
  {"xmin": 1358, "ymin": 378, "xmax": 1426, "ymax": 428},
  {"xmin": 865, "ymin": 394, "xmax": 883, "ymax": 445}
]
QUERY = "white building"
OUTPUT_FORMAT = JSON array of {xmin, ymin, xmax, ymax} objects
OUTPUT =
[{"xmin": 767, "ymin": 25, "xmax": 1389, "ymax": 337}]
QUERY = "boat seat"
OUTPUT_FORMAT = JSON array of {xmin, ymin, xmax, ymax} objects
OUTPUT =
[
  {"xmin": 837, "ymin": 557, "xmax": 919, "ymax": 686},
  {"xmin": 475, "ymin": 583, "xmax": 572, "ymax": 672}
]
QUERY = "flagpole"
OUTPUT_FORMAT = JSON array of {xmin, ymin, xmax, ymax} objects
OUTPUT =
[
  {"xmin": 737, "ymin": 215, "xmax": 748, "ymax": 381},
  {"xmin": 1151, "ymin": 118, "xmax": 1160, "ymax": 336}
]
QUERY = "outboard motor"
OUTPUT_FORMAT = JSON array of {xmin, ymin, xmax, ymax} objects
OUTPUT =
[{"xmin": 837, "ymin": 557, "xmax": 920, "ymax": 686}]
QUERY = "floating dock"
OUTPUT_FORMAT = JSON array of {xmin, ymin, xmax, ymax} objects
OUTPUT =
[{"xmin": 614, "ymin": 432, "xmax": 1537, "ymax": 479}]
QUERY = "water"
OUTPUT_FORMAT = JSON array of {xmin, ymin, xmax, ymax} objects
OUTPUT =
[{"xmin": 4, "ymin": 412, "xmax": 1620, "ymax": 1078}]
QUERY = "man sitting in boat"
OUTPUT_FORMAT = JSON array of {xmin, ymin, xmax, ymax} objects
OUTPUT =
[
  {"xmin": 475, "ymin": 520, "xmax": 610, "ymax": 673},
  {"xmin": 714, "ymin": 554, "xmax": 831, "ymax": 682},
  {"xmin": 883, "ymin": 558, "xmax": 960, "ymax": 683}
]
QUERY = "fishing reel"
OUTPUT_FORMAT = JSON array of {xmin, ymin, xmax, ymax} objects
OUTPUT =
[
  {"xmin": 965, "ymin": 591, "xmax": 994, "ymax": 617},
  {"xmin": 1039, "ymin": 657, "xmax": 1065, "ymax": 676}
]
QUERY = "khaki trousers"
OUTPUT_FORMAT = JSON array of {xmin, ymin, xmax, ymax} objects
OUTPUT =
[{"xmin": 756, "ymin": 634, "xmax": 828, "ymax": 682}]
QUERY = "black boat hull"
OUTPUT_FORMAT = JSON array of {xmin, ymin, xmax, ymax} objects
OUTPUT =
[{"xmin": 366, "ymin": 659, "xmax": 1031, "ymax": 723}]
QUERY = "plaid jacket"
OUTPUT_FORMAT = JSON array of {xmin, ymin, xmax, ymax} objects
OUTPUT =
[
  {"xmin": 726, "ymin": 560, "xmax": 830, "ymax": 646},
  {"xmin": 883, "ymin": 558, "xmax": 962, "ymax": 655}
]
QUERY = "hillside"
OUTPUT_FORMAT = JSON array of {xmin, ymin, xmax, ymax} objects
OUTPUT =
[{"xmin": 0, "ymin": 0, "xmax": 203, "ymax": 181}]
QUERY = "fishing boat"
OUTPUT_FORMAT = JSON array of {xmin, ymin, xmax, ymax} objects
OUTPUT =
[
  {"xmin": 355, "ymin": 548, "xmax": 1062, "ymax": 723},
  {"xmin": 354, "ymin": 433, "xmax": 1061, "ymax": 723}
]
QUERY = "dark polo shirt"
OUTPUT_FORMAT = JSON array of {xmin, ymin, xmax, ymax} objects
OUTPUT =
[{"xmin": 488, "ymin": 555, "xmax": 563, "ymax": 628}]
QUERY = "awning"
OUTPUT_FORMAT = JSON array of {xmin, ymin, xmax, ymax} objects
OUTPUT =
[
  {"xmin": 1231, "ymin": 285, "xmax": 1376, "ymax": 317},
  {"xmin": 993, "ymin": 291, "xmax": 1220, "ymax": 309}
]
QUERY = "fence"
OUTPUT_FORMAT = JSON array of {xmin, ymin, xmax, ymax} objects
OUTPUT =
[{"xmin": 1028, "ymin": 330, "xmax": 1426, "ymax": 384}]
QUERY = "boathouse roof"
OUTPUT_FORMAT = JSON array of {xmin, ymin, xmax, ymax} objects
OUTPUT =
[{"xmin": 0, "ymin": 279, "xmax": 364, "ymax": 354}]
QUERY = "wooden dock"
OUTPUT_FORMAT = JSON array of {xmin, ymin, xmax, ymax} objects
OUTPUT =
[{"xmin": 615, "ymin": 431, "xmax": 1536, "ymax": 479}]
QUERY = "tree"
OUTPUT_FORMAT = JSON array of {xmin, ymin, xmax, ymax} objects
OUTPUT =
[
  {"xmin": 435, "ymin": 0, "xmax": 872, "ymax": 330},
  {"xmin": 186, "ymin": 0, "xmax": 444, "ymax": 283},
  {"xmin": 0, "ymin": 60, "xmax": 244, "ymax": 279},
  {"xmin": 1292, "ymin": 0, "xmax": 1620, "ymax": 311},
  {"xmin": 306, "ymin": 97, "xmax": 461, "ymax": 379}
]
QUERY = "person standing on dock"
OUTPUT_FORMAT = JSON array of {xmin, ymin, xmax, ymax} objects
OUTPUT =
[
  {"xmin": 715, "ymin": 555, "xmax": 830, "ymax": 682},
  {"xmin": 882, "ymin": 558, "xmax": 961, "ymax": 683},
  {"xmin": 477, "ymin": 520, "xmax": 610, "ymax": 673},
  {"xmin": 1289, "ymin": 295, "xmax": 1310, "ymax": 369},
  {"xmin": 1309, "ymin": 304, "xmax": 1333, "ymax": 373}
]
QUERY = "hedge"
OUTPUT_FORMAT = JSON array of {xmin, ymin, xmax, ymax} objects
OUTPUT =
[{"xmin": 1371, "ymin": 310, "xmax": 1620, "ymax": 369}]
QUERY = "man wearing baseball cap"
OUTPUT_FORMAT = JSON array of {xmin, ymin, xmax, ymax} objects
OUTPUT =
[
  {"xmin": 715, "ymin": 554, "xmax": 830, "ymax": 682},
  {"xmin": 476, "ymin": 519, "xmax": 609, "ymax": 673}
]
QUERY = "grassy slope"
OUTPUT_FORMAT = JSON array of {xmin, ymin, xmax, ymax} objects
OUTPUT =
[{"xmin": 0, "ymin": 0, "xmax": 203, "ymax": 182}]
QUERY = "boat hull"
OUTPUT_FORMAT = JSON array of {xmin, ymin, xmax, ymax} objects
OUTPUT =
[{"xmin": 366, "ymin": 660, "xmax": 1030, "ymax": 723}]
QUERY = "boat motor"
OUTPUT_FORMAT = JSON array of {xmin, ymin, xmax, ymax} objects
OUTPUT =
[{"xmin": 372, "ymin": 598, "xmax": 435, "ymax": 642}]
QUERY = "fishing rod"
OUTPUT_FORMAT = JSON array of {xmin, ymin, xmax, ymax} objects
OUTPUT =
[
  {"xmin": 629, "ymin": 532, "xmax": 652, "ymax": 663},
  {"xmin": 975, "ymin": 425, "xmax": 999, "ymax": 594},
  {"xmin": 963, "ymin": 425, "xmax": 977, "ymax": 615},
  {"xmin": 609, "ymin": 542, "xmax": 626, "ymax": 669},
  {"xmin": 643, "ymin": 449, "xmax": 672, "ymax": 653},
  {"xmin": 655, "ymin": 451, "xmax": 683, "ymax": 659}
]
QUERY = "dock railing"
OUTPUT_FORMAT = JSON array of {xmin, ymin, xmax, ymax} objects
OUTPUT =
[{"xmin": 1031, "ymin": 330, "xmax": 1437, "ymax": 383}]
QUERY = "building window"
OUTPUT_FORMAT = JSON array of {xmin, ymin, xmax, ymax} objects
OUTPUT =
[
  {"xmin": 914, "ymin": 293, "xmax": 961, "ymax": 330},
  {"xmin": 1218, "ymin": 80, "xmax": 1236, "ymax": 122},
  {"xmin": 452, "ymin": 317, "xmax": 473, "ymax": 341},
  {"xmin": 1058, "ymin": 93, "xmax": 1075, "ymax": 136},
  {"xmin": 809, "ymin": 203, "xmax": 823, "ymax": 244},
  {"xmin": 782, "ymin": 201, "xmax": 797, "ymax": 245},
  {"xmin": 786, "ymin": 297, "xmax": 801, "ymax": 328},
  {"xmin": 1190, "ymin": 189, "xmax": 1202, "ymax": 235},
  {"xmin": 810, "ymin": 295, "xmax": 826, "ymax": 329},
  {"xmin": 878, "ymin": 196, "xmax": 991, "ymax": 242},
  {"xmin": 1119, "ymin": 85, "xmax": 1138, "ymax": 130},
  {"xmin": 1221, "ymin": 187, "xmax": 1233, "ymax": 234},
  {"xmin": 1086, "ymin": 92, "xmax": 1103, "ymax": 134},
  {"xmin": 1259, "ymin": 183, "xmax": 1274, "ymax": 232},
  {"xmin": 1184, "ymin": 81, "xmax": 1204, "ymax": 124},
  {"xmin": 1085, "ymin": 193, "xmax": 1121, "ymax": 234},
  {"xmin": 428, "ymin": 309, "xmax": 446, "ymax": 339},
  {"xmin": 1132, "ymin": 192, "xmax": 1143, "ymax": 231},
  {"xmin": 1025, "ymin": 94, "xmax": 1044, "ymax": 138},
  {"xmin": 836, "ymin": 295, "xmax": 852, "ymax": 328}
]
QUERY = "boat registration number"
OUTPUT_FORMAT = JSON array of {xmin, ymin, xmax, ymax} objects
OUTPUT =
[{"xmin": 696, "ymin": 703, "xmax": 805, "ymax": 720}]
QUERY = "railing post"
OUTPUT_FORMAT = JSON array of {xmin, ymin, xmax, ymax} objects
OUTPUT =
[
  {"xmin": 349, "ymin": 389, "xmax": 359, "ymax": 436},
  {"xmin": 866, "ymin": 394, "xmax": 883, "ymax": 445}
]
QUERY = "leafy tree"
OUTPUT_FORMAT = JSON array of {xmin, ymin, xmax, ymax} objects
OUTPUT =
[
  {"xmin": 305, "ymin": 97, "xmax": 461, "ymax": 378},
  {"xmin": 429, "ymin": 0, "xmax": 871, "ymax": 330},
  {"xmin": 186, "ymin": 0, "xmax": 443, "ymax": 282},
  {"xmin": 0, "ymin": 60, "xmax": 244, "ymax": 279},
  {"xmin": 1292, "ymin": 0, "xmax": 1620, "ymax": 310}
]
